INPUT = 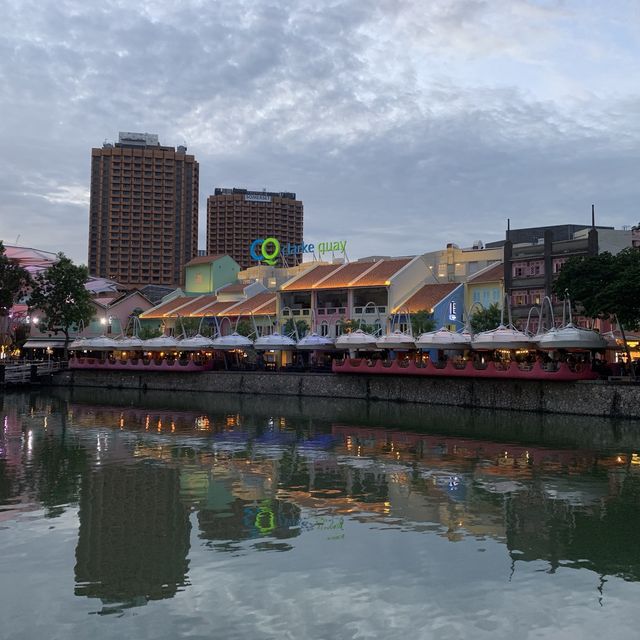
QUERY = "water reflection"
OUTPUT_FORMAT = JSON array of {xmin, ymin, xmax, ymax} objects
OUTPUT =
[{"xmin": 1, "ymin": 389, "xmax": 640, "ymax": 626}]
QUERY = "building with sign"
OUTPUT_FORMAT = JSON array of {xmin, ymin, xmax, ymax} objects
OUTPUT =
[
  {"xmin": 88, "ymin": 132, "xmax": 199, "ymax": 287},
  {"xmin": 206, "ymin": 188, "xmax": 303, "ymax": 269}
]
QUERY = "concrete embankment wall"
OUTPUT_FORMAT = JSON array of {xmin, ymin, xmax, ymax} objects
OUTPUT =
[{"xmin": 52, "ymin": 370, "xmax": 640, "ymax": 419}]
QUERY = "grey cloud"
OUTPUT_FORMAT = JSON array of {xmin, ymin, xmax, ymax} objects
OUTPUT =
[{"xmin": 0, "ymin": 0, "xmax": 638, "ymax": 265}]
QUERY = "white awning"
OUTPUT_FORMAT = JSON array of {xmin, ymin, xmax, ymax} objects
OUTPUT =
[{"xmin": 22, "ymin": 339, "xmax": 66, "ymax": 349}]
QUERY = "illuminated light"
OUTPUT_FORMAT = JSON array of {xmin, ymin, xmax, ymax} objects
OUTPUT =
[
  {"xmin": 631, "ymin": 454, "xmax": 640, "ymax": 465},
  {"xmin": 157, "ymin": 419, "xmax": 162, "ymax": 432},
  {"xmin": 119, "ymin": 414, "xmax": 124, "ymax": 429},
  {"xmin": 616, "ymin": 456, "xmax": 624, "ymax": 463},
  {"xmin": 171, "ymin": 421, "xmax": 176, "ymax": 433},
  {"xmin": 145, "ymin": 415, "xmax": 150, "ymax": 430},
  {"xmin": 43, "ymin": 416, "xmax": 48, "ymax": 430},
  {"xmin": 100, "ymin": 318, "xmax": 106, "ymax": 325}
]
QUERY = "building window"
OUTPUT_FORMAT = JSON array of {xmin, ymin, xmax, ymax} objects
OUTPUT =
[{"xmin": 320, "ymin": 321, "xmax": 329, "ymax": 337}]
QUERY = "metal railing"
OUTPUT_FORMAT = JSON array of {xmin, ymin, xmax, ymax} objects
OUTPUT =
[{"xmin": 1, "ymin": 361, "xmax": 68, "ymax": 384}]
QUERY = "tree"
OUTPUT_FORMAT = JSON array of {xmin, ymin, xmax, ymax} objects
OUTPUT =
[
  {"xmin": 28, "ymin": 253, "xmax": 94, "ymax": 356},
  {"xmin": 0, "ymin": 241, "xmax": 31, "ymax": 344},
  {"xmin": 338, "ymin": 319, "xmax": 376, "ymax": 334},
  {"xmin": 410, "ymin": 310, "xmax": 436, "ymax": 336},
  {"xmin": 283, "ymin": 318, "xmax": 309, "ymax": 338},
  {"xmin": 470, "ymin": 303, "xmax": 502, "ymax": 333},
  {"xmin": 235, "ymin": 319, "xmax": 254, "ymax": 337},
  {"xmin": 138, "ymin": 325, "xmax": 162, "ymax": 340},
  {"xmin": 553, "ymin": 249, "xmax": 640, "ymax": 330}
]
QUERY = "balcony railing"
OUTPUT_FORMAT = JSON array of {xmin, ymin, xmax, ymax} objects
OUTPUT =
[
  {"xmin": 316, "ymin": 307, "xmax": 346, "ymax": 316},
  {"xmin": 281, "ymin": 308, "xmax": 311, "ymax": 317},
  {"xmin": 353, "ymin": 306, "xmax": 387, "ymax": 315}
]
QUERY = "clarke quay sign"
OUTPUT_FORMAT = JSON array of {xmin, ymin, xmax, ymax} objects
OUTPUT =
[{"xmin": 250, "ymin": 237, "xmax": 347, "ymax": 266}]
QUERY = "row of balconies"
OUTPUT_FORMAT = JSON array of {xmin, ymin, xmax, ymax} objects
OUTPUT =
[{"xmin": 281, "ymin": 305, "xmax": 388, "ymax": 317}]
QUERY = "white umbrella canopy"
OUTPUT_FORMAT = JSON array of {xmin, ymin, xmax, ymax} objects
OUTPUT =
[
  {"xmin": 416, "ymin": 327, "xmax": 471, "ymax": 350},
  {"xmin": 68, "ymin": 337, "xmax": 88, "ymax": 350},
  {"xmin": 211, "ymin": 332, "xmax": 254, "ymax": 351},
  {"xmin": 296, "ymin": 332, "xmax": 335, "ymax": 350},
  {"xmin": 142, "ymin": 335, "xmax": 180, "ymax": 351},
  {"xmin": 376, "ymin": 331, "xmax": 416, "ymax": 350},
  {"xmin": 177, "ymin": 334, "xmax": 215, "ymax": 351},
  {"xmin": 116, "ymin": 336, "xmax": 145, "ymax": 349},
  {"xmin": 335, "ymin": 329, "xmax": 378, "ymax": 351},
  {"xmin": 471, "ymin": 325, "xmax": 534, "ymax": 350},
  {"xmin": 536, "ymin": 324, "xmax": 607, "ymax": 351},
  {"xmin": 253, "ymin": 332, "xmax": 296, "ymax": 350},
  {"xmin": 82, "ymin": 335, "xmax": 120, "ymax": 351}
]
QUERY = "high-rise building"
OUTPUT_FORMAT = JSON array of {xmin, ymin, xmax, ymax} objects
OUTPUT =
[
  {"xmin": 206, "ymin": 188, "xmax": 303, "ymax": 269},
  {"xmin": 88, "ymin": 132, "xmax": 199, "ymax": 287}
]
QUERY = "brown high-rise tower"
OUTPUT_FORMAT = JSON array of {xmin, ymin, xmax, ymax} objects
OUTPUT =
[
  {"xmin": 206, "ymin": 188, "xmax": 303, "ymax": 269},
  {"xmin": 88, "ymin": 132, "xmax": 199, "ymax": 287}
]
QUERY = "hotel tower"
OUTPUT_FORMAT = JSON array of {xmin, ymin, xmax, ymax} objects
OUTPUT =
[
  {"xmin": 88, "ymin": 132, "xmax": 199, "ymax": 287},
  {"xmin": 206, "ymin": 188, "xmax": 303, "ymax": 269}
]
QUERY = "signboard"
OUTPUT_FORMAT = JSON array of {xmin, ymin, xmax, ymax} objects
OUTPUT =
[
  {"xmin": 448, "ymin": 301, "xmax": 457, "ymax": 321},
  {"xmin": 245, "ymin": 194, "xmax": 272, "ymax": 203},
  {"xmin": 250, "ymin": 237, "xmax": 347, "ymax": 265}
]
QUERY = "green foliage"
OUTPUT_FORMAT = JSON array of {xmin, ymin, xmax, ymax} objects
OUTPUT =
[
  {"xmin": 235, "ymin": 319, "xmax": 254, "ymax": 337},
  {"xmin": 0, "ymin": 241, "xmax": 32, "ymax": 343},
  {"xmin": 177, "ymin": 317, "xmax": 202, "ymax": 337},
  {"xmin": 339, "ymin": 319, "xmax": 377, "ymax": 334},
  {"xmin": 470, "ymin": 303, "xmax": 502, "ymax": 333},
  {"xmin": 553, "ymin": 248, "xmax": 640, "ymax": 329},
  {"xmin": 410, "ymin": 310, "xmax": 436, "ymax": 335},
  {"xmin": 138, "ymin": 325, "xmax": 162, "ymax": 339},
  {"xmin": 283, "ymin": 318, "xmax": 309, "ymax": 338},
  {"xmin": 0, "ymin": 241, "xmax": 31, "ymax": 315},
  {"xmin": 28, "ymin": 254, "xmax": 94, "ymax": 351}
]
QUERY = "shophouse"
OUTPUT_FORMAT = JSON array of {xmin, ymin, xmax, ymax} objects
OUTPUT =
[
  {"xmin": 464, "ymin": 262, "xmax": 504, "ymax": 314},
  {"xmin": 277, "ymin": 256, "xmax": 460, "ymax": 337},
  {"xmin": 504, "ymin": 224, "xmax": 634, "ymax": 330}
]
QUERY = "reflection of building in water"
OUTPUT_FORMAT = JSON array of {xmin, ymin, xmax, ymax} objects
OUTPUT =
[
  {"xmin": 75, "ymin": 465, "xmax": 191, "ymax": 605},
  {"xmin": 178, "ymin": 461, "xmax": 301, "ymax": 543},
  {"xmin": 505, "ymin": 472, "xmax": 640, "ymax": 581}
]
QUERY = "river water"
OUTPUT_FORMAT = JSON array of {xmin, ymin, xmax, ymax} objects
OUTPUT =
[{"xmin": 1, "ymin": 388, "xmax": 640, "ymax": 640}]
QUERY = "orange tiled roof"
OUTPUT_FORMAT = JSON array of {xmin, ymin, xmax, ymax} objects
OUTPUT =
[
  {"xmin": 314, "ymin": 261, "xmax": 379, "ymax": 289},
  {"xmin": 350, "ymin": 258, "xmax": 413, "ymax": 287},
  {"xmin": 217, "ymin": 282, "xmax": 250, "ymax": 294},
  {"xmin": 185, "ymin": 254, "xmax": 228, "ymax": 267},
  {"xmin": 189, "ymin": 300, "xmax": 240, "ymax": 317},
  {"xmin": 140, "ymin": 296, "xmax": 199, "ymax": 319},
  {"xmin": 283, "ymin": 259, "xmax": 414, "ymax": 291},
  {"xmin": 467, "ymin": 262, "xmax": 504, "ymax": 284},
  {"xmin": 221, "ymin": 292, "xmax": 276, "ymax": 316},
  {"xmin": 173, "ymin": 295, "xmax": 219, "ymax": 316},
  {"xmin": 398, "ymin": 283, "xmax": 460, "ymax": 313},
  {"xmin": 282, "ymin": 264, "xmax": 338, "ymax": 291}
]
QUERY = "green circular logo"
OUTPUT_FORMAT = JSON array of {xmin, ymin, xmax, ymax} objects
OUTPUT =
[{"xmin": 261, "ymin": 237, "xmax": 280, "ymax": 265}]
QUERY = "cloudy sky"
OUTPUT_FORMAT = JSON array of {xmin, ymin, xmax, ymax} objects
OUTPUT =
[{"xmin": 1, "ymin": 0, "xmax": 639, "ymax": 265}]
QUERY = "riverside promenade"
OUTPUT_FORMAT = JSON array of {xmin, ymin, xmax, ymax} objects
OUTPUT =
[{"xmin": 52, "ymin": 369, "xmax": 640, "ymax": 419}]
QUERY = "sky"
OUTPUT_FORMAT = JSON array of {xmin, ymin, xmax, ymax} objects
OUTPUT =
[{"xmin": 0, "ymin": 0, "xmax": 639, "ymax": 266}]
